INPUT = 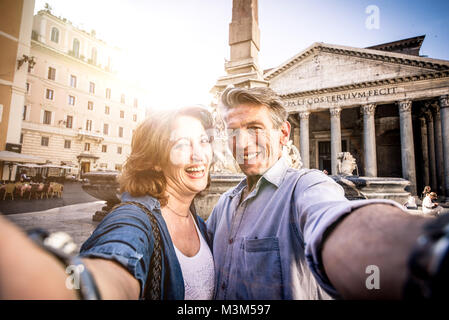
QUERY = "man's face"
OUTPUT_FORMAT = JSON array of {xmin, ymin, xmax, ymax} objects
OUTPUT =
[{"xmin": 223, "ymin": 103, "xmax": 290, "ymax": 177}]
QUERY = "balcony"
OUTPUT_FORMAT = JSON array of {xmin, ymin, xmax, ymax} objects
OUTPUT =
[{"xmin": 77, "ymin": 129, "xmax": 104, "ymax": 143}]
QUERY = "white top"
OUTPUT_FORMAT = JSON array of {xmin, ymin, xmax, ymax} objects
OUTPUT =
[
  {"xmin": 173, "ymin": 218, "xmax": 215, "ymax": 300},
  {"xmin": 422, "ymin": 195, "xmax": 434, "ymax": 210},
  {"xmin": 422, "ymin": 194, "xmax": 440, "ymax": 215}
]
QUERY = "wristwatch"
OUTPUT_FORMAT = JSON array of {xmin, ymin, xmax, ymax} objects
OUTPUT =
[
  {"xmin": 404, "ymin": 213, "xmax": 449, "ymax": 299},
  {"xmin": 27, "ymin": 228, "xmax": 101, "ymax": 300}
]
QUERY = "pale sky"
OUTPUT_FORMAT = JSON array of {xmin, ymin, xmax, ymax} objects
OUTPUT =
[{"xmin": 33, "ymin": 0, "xmax": 449, "ymax": 110}]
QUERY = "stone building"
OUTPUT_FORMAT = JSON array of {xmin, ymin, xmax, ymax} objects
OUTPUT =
[
  {"xmin": 213, "ymin": 1, "xmax": 449, "ymax": 198},
  {"xmin": 267, "ymin": 37, "xmax": 449, "ymax": 197},
  {"xmin": 0, "ymin": 0, "xmax": 36, "ymax": 180},
  {"xmin": 21, "ymin": 8, "xmax": 147, "ymax": 176}
]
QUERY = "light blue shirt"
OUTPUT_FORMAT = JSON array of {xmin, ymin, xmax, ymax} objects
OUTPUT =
[{"xmin": 206, "ymin": 157, "xmax": 402, "ymax": 299}]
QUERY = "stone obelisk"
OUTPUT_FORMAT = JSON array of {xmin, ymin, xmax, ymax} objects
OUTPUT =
[{"xmin": 212, "ymin": 0, "xmax": 268, "ymax": 95}]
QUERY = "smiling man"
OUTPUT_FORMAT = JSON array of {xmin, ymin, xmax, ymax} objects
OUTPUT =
[{"xmin": 206, "ymin": 87, "xmax": 432, "ymax": 300}]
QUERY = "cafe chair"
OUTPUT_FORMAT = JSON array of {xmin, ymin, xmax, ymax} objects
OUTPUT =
[{"xmin": 3, "ymin": 184, "xmax": 16, "ymax": 200}]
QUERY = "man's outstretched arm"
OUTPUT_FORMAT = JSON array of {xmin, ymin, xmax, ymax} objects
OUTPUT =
[{"xmin": 321, "ymin": 204, "xmax": 428, "ymax": 299}]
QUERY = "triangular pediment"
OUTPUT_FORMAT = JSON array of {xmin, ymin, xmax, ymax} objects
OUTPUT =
[{"xmin": 265, "ymin": 42, "xmax": 449, "ymax": 95}]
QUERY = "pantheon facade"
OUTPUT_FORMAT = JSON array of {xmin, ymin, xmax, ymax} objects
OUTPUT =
[{"xmin": 265, "ymin": 36, "xmax": 449, "ymax": 197}]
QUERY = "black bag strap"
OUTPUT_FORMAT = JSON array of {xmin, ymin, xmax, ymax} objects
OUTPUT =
[{"xmin": 111, "ymin": 201, "xmax": 162, "ymax": 300}]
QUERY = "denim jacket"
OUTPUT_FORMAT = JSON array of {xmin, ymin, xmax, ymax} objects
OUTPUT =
[{"xmin": 79, "ymin": 192, "xmax": 210, "ymax": 299}]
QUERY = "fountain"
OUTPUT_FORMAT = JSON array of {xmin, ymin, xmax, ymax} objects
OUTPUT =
[
  {"xmin": 330, "ymin": 152, "xmax": 411, "ymax": 204},
  {"xmin": 81, "ymin": 170, "xmax": 121, "ymax": 221}
]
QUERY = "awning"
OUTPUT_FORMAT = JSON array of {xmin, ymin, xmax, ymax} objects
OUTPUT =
[
  {"xmin": 17, "ymin": 163, "xmax": 41, "ymax": 168},
  {"xmin": 0, "ymin": 151, "xmax": 45, "ymax": 164},
  {"xmin": 40, "ymin": 163, "xmax": 65, "ymax": 168},
  {"xmin": 77, "ymin": 153, "xmax": 99, "ymax": 160}
]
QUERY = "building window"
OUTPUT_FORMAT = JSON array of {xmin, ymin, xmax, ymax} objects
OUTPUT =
[
  {"xmin": 120, "ymin": 110, "xmax": 124, "ymax": 119},
  {"xmin": 117, "ymin": 146, "xmax": 122, "ymax": 154},
  {"xmin": 66, "ymin": 115, "xmax": 73, "ymax": 128},
  {"xmin": 48, "ymin": 67, "xmax": 56, "ymax": 80},
  {"xmin": 84, "ymin": 142, "xmax": 90, "ymax": 152},
  {"xmin": 20, "ymin": 133, "xmax": 23, "ymax": 144},
  {"xmin": 133, "ymin": 114, "xmax": 137, "ymax": 122},
  {"xmin": 70, "ymin": 75, "xmax": 77, "ymax": 88},
  {"xmin": 91, "ymin": 48, "xmax": 97, "ymax": 65},
  {"xmin": 86, "ymin": 119, "xmax": 92, "ymax": 131},
  {"xmin": 51, "ymin": 27, "xmax": 59, "ymax": 43},
  {"xmin": 64, "ymin": 140, "xmax": 71, "ymax": 149},
  {"xmin": 23, "ymin": 105, "xmax": 27, "ymax": 121},
  {"xmin": 68, "ymin": 95, "xmax": 75, "ymax": 106},
  {"xmin": 106, "ymin": 88, "xmax": 111, "ymax": 99},
  {"xmin": 105, "ymin": 106, "xmax": 110, "ymax": 115},
  {"xmin": 43, "ymin": 110, "xmax": 52, "ymax": 125},
  {"xmin": 89, "ymin": 82, "xmax": 95, "ymax": 94},
  {"xmin": 115, "ymin": 164, "xmax": 122, "ymax": 172},
  {"xmin": 101, "ymin": 145, "xmax": 107, "ymax": 153},
  {"xmin": 46, "ymin": 89, "xmax": 54, "ymax": 100},
  {"xmin": 107, "ymin": 57, "xmax": 112, "ymax": 71},
  {"xmin": 118, "ymin": 126, "xmax": 123, "ymax": 138},
  {"xmin": 120, "ymin": 94, "xmax": 125, "ymax": 104},
  {"xmin": 72, "ymin": 39, "xmax": 80, "ymax": 58},
  {"xmin": 88, "ymin": 101, "xmax": 94, "ymax": 110},
  {"xmin": 26, "ymin": 82, "xmax": 30, "ymax": 93},
  {"xmin": 41, "ymin": 136, "xmax": 49, "ymax": 146},
  {"xmin": 134, "ymin": 98, "xmax": 138, "ymax": 108},
  {"xmin": 103, "ymin": 123, "xmax": 109, "ymax": 135}
]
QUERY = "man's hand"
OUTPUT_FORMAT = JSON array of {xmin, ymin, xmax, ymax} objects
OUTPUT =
[{"xmin": 322, "ymin": 204, "xmax": 427, "ymax": 299}]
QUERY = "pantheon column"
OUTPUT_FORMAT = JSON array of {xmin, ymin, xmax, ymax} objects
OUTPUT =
[
  {"xmin": 293, "ymin": 126, "xmax": 300, "ymax": 153},
  {"xmin": 425, "ymin": 109, "xmax": 438, "ymax": 192},
  {"xmin": 397, "ymin": 100, "xmax": 417, "ymax": 195},
  {"xmin": 330, "ymin": 107, "xmax": 342, "ymax": 175},
  {"xmin": 432, "ymin": 103, "xmax": 445, "ymax": 197},
  {"xmin": 299, "ymin": 111, "xmax": 310, "ymax": 168},
  {"xmin": 419, "ymin": 116, "xmax": 430, "ymax": 187},
  {"xmin": 361, "ymin": 104, "xmax": 377, "ymax": 177},
  {"xmin": 440, "ymin": 95, "xmax": 449, "ymax": 198}
]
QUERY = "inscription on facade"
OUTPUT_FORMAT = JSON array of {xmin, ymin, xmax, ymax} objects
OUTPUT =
[{"xmin": 286, "ymin": 87, "xmax": 398, "ymax": 108}]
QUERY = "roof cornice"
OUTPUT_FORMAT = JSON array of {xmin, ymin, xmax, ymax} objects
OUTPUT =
[{"xmin": 265, "ymin": 43, "xmax": 449, "ymax": 81}]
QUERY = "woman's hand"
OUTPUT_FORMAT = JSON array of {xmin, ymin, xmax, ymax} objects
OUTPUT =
[{"xmin": 0, "ymin": 215, "xmax": 139, "ymax": 299}]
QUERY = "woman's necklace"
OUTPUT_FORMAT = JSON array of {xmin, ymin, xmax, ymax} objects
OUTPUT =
[{"xmin": 166, "ymin": 204, "xmax": 190, "ymax": 218}]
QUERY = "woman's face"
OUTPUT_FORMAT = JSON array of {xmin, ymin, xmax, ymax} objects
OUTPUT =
[{"xmin": 163, "ymin": 115, "xmax": 213, "ymax": 196}]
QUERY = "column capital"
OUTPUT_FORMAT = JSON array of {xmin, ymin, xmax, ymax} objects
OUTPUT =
[
  {"xmin": 424, "ymin": 110, "xmax": 434, "ymax": 122},
  {"xmin": 397, "ymin": 100, "xmax": 412, "ymax": 113},
  {"xmin": 432, "ymin": 102, "xmax": 441, "ymax": 116},
  {"xmin": 439, "ymin": 95, "xmax": 449, "ymax": 109},
  {"xmin": 329, "ymin": 107, "xmax": 342, "ymax": 117},
  {"xmin": 361, "ymin": 103, "xmax": 376, "ymax": 116},
  {"xmin": 298, "ymin": 111, "xmax": 310, "ymax": 120}
]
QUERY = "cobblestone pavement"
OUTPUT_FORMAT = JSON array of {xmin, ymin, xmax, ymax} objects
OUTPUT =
[{"xmin": 3, "ymin": 201, "xmax": 104, "ymax": 253}]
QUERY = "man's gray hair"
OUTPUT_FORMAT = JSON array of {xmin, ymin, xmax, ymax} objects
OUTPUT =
[{"xmin": 219, "ymin": 87, "xmax": 288, "ymax": 128}]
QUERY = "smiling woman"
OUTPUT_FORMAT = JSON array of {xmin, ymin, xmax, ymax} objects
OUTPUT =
[
  {"xmin": 79, "ymin": 106, "xmax": 217, "ymax": 299},
  {"xmin": 0, "ymin": 106, "xmax": 217, "ymax": 300},
  {"xmin": 118, "ymin": 106, "xmax": 214, "ymax": 206}
]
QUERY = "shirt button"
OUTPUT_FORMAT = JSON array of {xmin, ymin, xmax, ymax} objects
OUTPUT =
[{"xmin": 229, "ymin": 238, "xmax": 234, "ymax": 244}]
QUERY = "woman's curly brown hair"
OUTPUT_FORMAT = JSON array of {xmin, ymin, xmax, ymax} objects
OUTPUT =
[{"xmin": 118, "ymin": 106, "xmax": 213, "ymax": 207}]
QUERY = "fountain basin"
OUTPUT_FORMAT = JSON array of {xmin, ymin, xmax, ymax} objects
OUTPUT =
[
  {"xmin": 331, "ymin": 175, "xmax": 410, "ymax": 204},
  {"xmin": 81, "ymin": 171, "xmax": 120, "ymax": 221}
]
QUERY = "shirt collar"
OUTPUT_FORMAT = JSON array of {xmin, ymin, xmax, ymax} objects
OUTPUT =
[
  {"xmin": 120, "ymin": 192, "xmax": 161, "ymax": 212},
  {"xmin": 229, "ymin": 156, "xmax": 289, "ymax": 198},
  {"xmin": 262, "ymin": 156, "xmax": 289, "ymax": 188}
]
